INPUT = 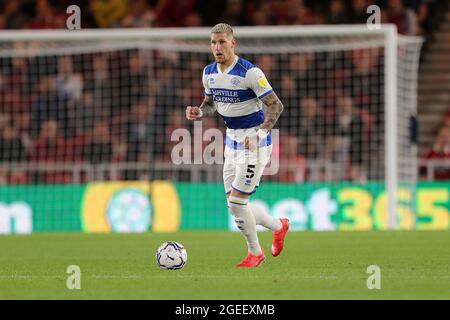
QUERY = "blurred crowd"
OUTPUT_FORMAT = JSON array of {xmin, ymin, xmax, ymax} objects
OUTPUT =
[
  {"xmin": 0, "ymin": 47, "xmax": 391, "ymax": 184},
  {"xmin": 0, "ymin": 0, "xmax": 443, "ymax": 36},
  {"xmin": 421, "ymin": 111, "xmax": 450, "ymax": 179},
  {"xmin": 0, "ymin": 0, "xmax": 448, "ymax": 184}
]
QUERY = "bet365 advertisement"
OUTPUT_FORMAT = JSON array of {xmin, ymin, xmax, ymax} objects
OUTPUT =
[{"xmin": 0, "ymin": 182, "xmax": 449, "ymax": 234}]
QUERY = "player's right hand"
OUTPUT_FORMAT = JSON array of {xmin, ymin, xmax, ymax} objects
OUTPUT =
[{"xmin": 185, "ymin": 106, "xmax": 203, "ymax": 120}]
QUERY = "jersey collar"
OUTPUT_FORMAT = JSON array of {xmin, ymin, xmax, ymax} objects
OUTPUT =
[{"xmin": 217, "ymin": 55, "xmax": 238, "ymax": 74}]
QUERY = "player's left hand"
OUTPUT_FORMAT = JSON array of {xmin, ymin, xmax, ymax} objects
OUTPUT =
[
  {"xmin": 244, "ymin": 136, "xmax": 256, "ymax": 151},
  {"xmin": 244, "ymin": 129, "xmax": 268, "ymax": 150}
]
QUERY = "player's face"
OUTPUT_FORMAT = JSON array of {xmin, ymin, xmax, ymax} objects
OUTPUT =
[{"xmin": 210, "ymin": 33, "xmax": 235, "ymax": 65}]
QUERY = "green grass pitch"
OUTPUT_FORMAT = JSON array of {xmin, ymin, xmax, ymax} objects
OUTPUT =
[{"xmin": 1, "ymin": 231, "xmax": 449, "ymax": 299}]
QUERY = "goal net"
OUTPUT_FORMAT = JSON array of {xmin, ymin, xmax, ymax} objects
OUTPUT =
[{"xmin": 0, "ymin": 26, "xmax": 422, "ymax": 234}]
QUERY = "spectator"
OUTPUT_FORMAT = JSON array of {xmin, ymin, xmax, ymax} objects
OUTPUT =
[
  {"xmin": 422, "ymin": 126, "xmax": 450, "ymax": 180},
  {"xmin": 54, "ymin": 55, "xmax": 83, "ymax": 136},
  {"xmin": 123, "ymin": 99, "xmax": 157, "ymax": 163},
  {"xmin": 121, "ymin": 0, "xmax": 156, "ymax": 28},
  {"xmin": 1, "ymin": 0, "xmax": 28, "ymax": 29},
  {"xmin": 278, "ymin": 133, "xmax": 306, "ymax": 182},
  {"xmin": 66, "ymin": 92, "xmax": 96, "ymax": 136},
  {"xmin": 56, "ymin": 56, "xmax": 83, "ymax": 101},
  {"xmin": 0, "ymin": 0, "xmax": 442, "ymax": 185},
  {"xmin": 349, "ymin": 48, "xmax": 382, "ymax": 113},
  {"xmin": 349, "ymin": 0, "xmax": 368, "ymax": 24},
  {"xmin": 272, "ymin": 0, "xmax": 297, "ymax": 25},
  {"xmin": 185, "ymin": 12, "xmax": 203, "ymax": 27},
  {"xmin": 416, "ymin": 1, "xmax": 430, "ymax": 35},
  {"xmin": 164, "ymin": 110, "xmax": 190, "ymax": 162},
  {"xmin": 443, "ymin": 111, "xmax": 450, "ymax": 128},
  {"xmin": 289, "ymin": 53, "xmax": 316, "ymax": 98},
  {"xmin": 31, "ymin": 119, "xmax": 84, "ymax": 183},
  {"xmin": 330, "ymin": 95, "xmax": 367, "ymax": 182},
  {"xmin": 14, "ymin": 112, "xmax": 33, "ymax": 148},
  {"xmin": 278, "ymin": 73, "xmax": 299, "ymax": 133},
  {"xmin": 83, "ymin": 121, "xmax": 113, "ymax": 164},
  {"xmin": 90, "ymin": 0, "xmax": 129, "ymax": 28},
  {"xmin": 11, "ymin": 110, "xmax": 33, "ymax": 161},
  {"xmin": 116, "ymin": 51, "xmax": 149, "ymax": 115},
  {"xmin": 31, "ymin": 76, "xmax": 63, "ymax": 137},
  {"xmin": 85, "ymin": 53, "xmax": 113, "ymax": 119},
  {"xmin": 249, "ymin": 9, "xmax": 271, "ymax": 26},
  {"xmin": 197, "ymin": 0, "xmax": 226, "ymax": 26},
  {"xmin": 155, "ymin": 0, "xmax": 197, "ymax": 27},
  {"xmin": 0, "ymin": 113, "xmax": 11, "ymax": 132},
  {"xmin": 325, "ymin": 0, "xmax": 349, "ymax": 24},
  {"xmin": 297, "ymin": 96, "xmax": 325, "ymax": 160},
  {"xmin": 27, "ymin": 0, "xmax": 66, "ymax": 29},
  {"xmin": 423, "ymin": 127, "xmax": 450, "ymax": 159},
  {"xmin": 0, "ymin": 122, "xmax": 28, "ymax": 162},
  {"xmin": 0, "ymin": 0, "xmax": 438, "ymax": 34},
  {"xmin": 291, "ymin": 0, "xmax": 321, "ymax": 25},
  {"xmin": 0, "ymin": 59, "xmax": 30, "ymax": 123},
  {"xmin": 31, "ymin": 119, "xmax": 66, "ymax": 162},
  {"xmin": 247, "ymin": 1, "xmax": 274, "ymax": 25},
  {"xmin": 0, "ymin": 121, "xmax": 29, "ymax": 183},
  {"xmin": 220, "ymin": 0, "xmax": 248, "ymax": 26},
  {"xmin": 149, "ymin": 59, "xmax": 182, "ymax": 133},
  {"xmin": 386, "ymin": 0, "xmax": 418, "ymax": 35}
]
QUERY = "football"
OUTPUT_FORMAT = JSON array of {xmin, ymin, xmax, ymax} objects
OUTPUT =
[{"xmin": 156, "ymin": 242, "xmax": 187, "ymax": 270}]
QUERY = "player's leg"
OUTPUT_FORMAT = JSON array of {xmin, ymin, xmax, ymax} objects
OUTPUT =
[
  {"xmin": 244, "ymin": 178, "xmax": 289, "ymax": 257},
  {"xmin": 227, "ymin": 184, "xmax": 280, "ymax": 230},
  {"xmin": 228, "ymin": 189, "xmax": 261, "ymax": 255},
  {"xmin": 224, "ymin": 166, "xmax": 263, "ymax": 257},
  {"xmin": 224, "ymin": 147, "xmax": 264, "ymax": 267},
  {"xmin": 226, "ymin": 188, "xmax": 285, "ymax": 257},
  {"xmin": 249, "ymin": 201, "xmax": 283, "ymax": 229},
  {"xmin": 228, "ymin": 189, "xmax": 265, "ymax": 267},
  {"xmin": 240, "ymin": 143, "xmax": 289, "ymax": 257},
  {"xmin": 230, "ymin": 143, "xmax": 280, "ymax": 229}
]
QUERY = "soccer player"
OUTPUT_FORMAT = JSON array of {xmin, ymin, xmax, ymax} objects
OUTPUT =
[{"xmin": 185, "ymin": 23, "xmax": 289, "ymax": 268}]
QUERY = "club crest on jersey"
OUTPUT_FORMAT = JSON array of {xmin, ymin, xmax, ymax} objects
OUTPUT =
[
  {"xmin": 230, "ymin": 77, "xmax": 241, "ymax": 87},
  {"xmin": 208, "ymin": 77, "xmax": 215, "ymax": 84}
]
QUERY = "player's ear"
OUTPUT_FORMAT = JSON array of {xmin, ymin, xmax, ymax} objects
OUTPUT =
[{"xmin": 231, "ymin": 37, "xmax": 237, "ymax": 49}]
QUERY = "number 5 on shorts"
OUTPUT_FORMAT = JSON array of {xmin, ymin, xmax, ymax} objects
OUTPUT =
[{"xmin": 246, "ymin": 164, "xmax": 256, "ymax": 179}]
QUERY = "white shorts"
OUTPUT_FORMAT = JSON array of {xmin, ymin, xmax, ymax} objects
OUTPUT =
[{"xmin": 223, "ymin": 130, "xmax": 272, "ymax": 195}]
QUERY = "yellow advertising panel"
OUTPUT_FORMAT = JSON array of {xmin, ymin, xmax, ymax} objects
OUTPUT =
[{"xmin": 82, "ymin": 181, "xmax": 181, "ymax": 233}]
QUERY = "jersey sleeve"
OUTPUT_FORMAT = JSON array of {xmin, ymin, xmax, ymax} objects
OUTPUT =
[
  {"xmin": 202, "ymin": 67, "xmax": 212, "ymax": 97},
  {"xmin": 246, "ymin": 67, "xmax": 273, "ymax": 100}
]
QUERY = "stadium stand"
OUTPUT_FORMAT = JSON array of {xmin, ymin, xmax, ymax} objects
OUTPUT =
[{"xmin": 0, "ymin": 0, "xmax": 448, "ymax": 183}]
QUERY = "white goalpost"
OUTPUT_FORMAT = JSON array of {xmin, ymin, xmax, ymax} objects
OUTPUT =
[{"xmin": 0, "ymin": 25, "xmax": 423, "ymax": 232}]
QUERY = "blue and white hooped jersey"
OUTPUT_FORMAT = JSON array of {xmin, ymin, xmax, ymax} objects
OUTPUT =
[{"xmin": 202, "ymin": 55, "xmax": 273, "ymax": 133}]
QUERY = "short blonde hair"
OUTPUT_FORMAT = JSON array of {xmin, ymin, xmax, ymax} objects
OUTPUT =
[{"xmin": 211, "ymin": 23, "xmax": 234, "ymax": 37}]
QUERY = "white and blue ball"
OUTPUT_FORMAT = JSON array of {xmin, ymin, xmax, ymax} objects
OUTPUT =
[{"xmin": 156, "ymin": 242, "xmax": 187, "ymax": 270}]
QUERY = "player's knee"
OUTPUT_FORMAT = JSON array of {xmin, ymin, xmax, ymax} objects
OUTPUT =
[{"xmin": 227, "ymin": 195, "xmax": 249, "ymax": 218}]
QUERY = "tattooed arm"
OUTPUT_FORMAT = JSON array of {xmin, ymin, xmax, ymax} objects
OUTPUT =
[
  {"xmin": 259, "ymin": 92, "xmax": 284, "ymax": 131},
  {"xmin": 185, "ymin": 95, "xmax": 216, "ymax": 120},
  {"xmin": 244, "ymin": 92, "xmax": 284, "ymax": 149},
  {"xmin": 199, "ymin": 95, "xmax": 216, "ymax": 117}
]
